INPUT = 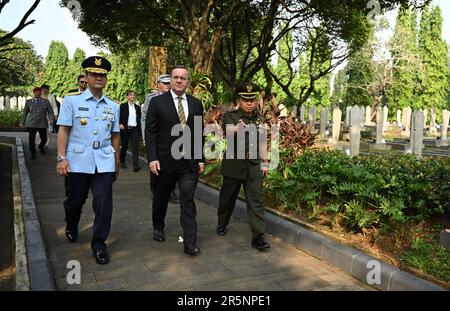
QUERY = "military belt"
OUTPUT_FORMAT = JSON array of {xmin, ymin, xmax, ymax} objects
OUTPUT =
[{"xmin": 69, "ymin": 137, "xmax": 111, "ymax": 149}]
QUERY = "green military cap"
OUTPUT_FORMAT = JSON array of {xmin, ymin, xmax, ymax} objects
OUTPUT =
[
  {"xmin": 82, "ymin": 56, "xmax": 112, "ymax": 74},
  {"xmin": 236, "ymin": 82, "xmax": 259, "ymax": 100}
]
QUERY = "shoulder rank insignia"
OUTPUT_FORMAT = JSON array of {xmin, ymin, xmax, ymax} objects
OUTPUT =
[{"xmin": 66, "ymin": 91, "xmax": 81, "ymax": 96}]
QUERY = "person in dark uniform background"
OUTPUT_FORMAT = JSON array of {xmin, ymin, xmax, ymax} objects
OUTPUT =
[
  {"xmin": 56, "ymin": 56, "xmax": 120, "ymax": 265},
  {"xmin": 216, "ymin": 82, "xmax": 271, "ymax": 251},
  {"xmin": 20, "ymin": 86, "xmax": 55, "ymax": 159},
  {"xmin": 119, "ymin": 90, "xmax": 142, "ymax": 172}
]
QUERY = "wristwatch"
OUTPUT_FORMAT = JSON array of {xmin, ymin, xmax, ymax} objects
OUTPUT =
[{"xmin": 56, "ymin": 155, "xmax": 67, "ymax": 162}]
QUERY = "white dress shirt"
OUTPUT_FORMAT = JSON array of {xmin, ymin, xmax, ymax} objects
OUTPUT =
[
  {"xmin": 127, "ymin": 102, "xmax": 137, "ymax": 127},
  {"xmin": 170, "ymin": 90, "xmax": 189, "ymax": 121}
]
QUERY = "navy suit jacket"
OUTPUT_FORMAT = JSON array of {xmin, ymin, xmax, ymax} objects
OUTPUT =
[{"xmin": 145, "ymin": 92, "xmax": 204, "ymax": 173}]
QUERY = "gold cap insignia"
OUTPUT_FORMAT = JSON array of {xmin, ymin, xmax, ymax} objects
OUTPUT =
[
  {"xmin": 95, "ymin": 58, "xmax": 102, "ymax": 66},
  {"xmin": 247, "ymin": 84, "xmax": 253, "ymax": 92}
]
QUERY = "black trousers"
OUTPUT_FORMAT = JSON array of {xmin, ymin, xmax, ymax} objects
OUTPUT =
[
  {"xmin": 63, "ymin": 171, "xmax": 114, "ymax": 252},
  {"xmin": 152, "ymin": 160, "xmax": 199, "ymax": 247},
  {"xmin": 120, "ymin": 128, "xmax": 139, "ymax": 168},
  {"xmin": 28, "ymin": 127, "xmax": 47, "ymax": 155}
]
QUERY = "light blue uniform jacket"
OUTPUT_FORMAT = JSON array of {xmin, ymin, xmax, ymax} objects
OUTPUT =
[{"xmin": 57, "ymin": 89, "xmax": 120, "ymax": 174}]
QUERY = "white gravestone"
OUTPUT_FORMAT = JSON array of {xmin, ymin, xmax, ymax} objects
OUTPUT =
[
  {"xmin": 349, "ymin": 105, "xmax": 362, "ymax": 156},
  {"xmin": 437, "ymin": 110, "xmax": 449, "ymax": 147},
  {"xmin": 332, "ymin": 107, "xmax": 342, "ymax": 144},
  {"xmin": 409, "ymin": 111, "xmax": 424, "ymax": 158}
]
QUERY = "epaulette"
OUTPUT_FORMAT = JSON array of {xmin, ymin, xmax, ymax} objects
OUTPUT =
[{"xmin": 66, "ymin": 91, "xmax": 81, "ymax": 96}]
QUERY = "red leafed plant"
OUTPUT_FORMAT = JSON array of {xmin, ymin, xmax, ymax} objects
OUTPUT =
[{"xmin": 261, "ymin": 101, "xmax": 318, "ymax": 165}]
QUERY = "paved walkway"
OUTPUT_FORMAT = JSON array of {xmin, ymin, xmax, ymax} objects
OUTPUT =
[{"xmin": 15, "ymin": 132, "xmax": 372, "ymax": 291}]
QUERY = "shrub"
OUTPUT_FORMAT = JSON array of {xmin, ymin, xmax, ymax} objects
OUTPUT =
[
  {"xmin": 0, "ymin": 110, "xmax": 22, "ymax": 127},
  {"xmin": 267, "ymin": 149, "xmax": 450, "ymax": 232}
]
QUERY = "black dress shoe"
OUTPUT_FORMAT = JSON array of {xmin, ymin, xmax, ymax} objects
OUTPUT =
[
  {"xmin": 120, "ymin": 163, "xmax": 127, "ymax": 169},
  {"xmin": 39, "ymin": 148, "xmax": 46, "ymax": 155},
  {"xmin": 133, "ymin": 166, "xmax": 141, "ymax": 172},
  {"xmin": 184, "ymin": 245, "xmax": 201, "ymax": 256},
  {"xmin": 216, "ymin": 226, "xmax": 227, "ymax": 236},
  {"xmin": 153, "ymin": 229, "xmax": 165, "ymax": 242},
  {"xmin": 65, "ymin": 229, "xmax": 78, "ymax": 242},
  {"xmin": 251, "ymin": 234, "xmax": 270, "ymax": 251},
  {"xmin": 93, "ymin": 250, "xmax": 110, "ymax": 265}
]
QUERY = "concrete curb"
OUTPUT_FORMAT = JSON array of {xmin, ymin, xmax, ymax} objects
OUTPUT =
[
  {"xmin": 15, "ymin": 138, "xmax": 55, "ymax": 291},
  {"xmin": 194, "ymin": 182, "xmax": 445, "ymax": 291},
  {"xmin": 10, "ymin": 140, "xmax": 30, "ymax": 290}
]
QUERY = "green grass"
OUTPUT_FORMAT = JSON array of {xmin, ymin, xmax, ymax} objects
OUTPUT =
[{"xmin": 400, "ymin": 230, "xmax": 450, "ymax": 283}]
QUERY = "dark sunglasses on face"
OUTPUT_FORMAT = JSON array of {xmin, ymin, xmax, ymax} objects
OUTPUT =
[{"xmin": 79, "ymin": 81, "xmax": 87, "ymax": 84}]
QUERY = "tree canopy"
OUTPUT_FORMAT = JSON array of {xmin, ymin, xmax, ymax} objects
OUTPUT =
[
  {"xmin": 60, "ymin": 0, "xmax": 428, "ymax": 103},
  {"xmin": 0, "ymin": 29, "xmax": 43, "ymax": 95}
]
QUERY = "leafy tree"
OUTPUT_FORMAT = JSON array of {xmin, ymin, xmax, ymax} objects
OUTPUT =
[
  {"xmin": 59, "ymin": 0, "xmax": 428, "ymax": 96},
  {"xmin": 418, "ymin": 5, "xmax": 449, "ymax": 109},
  {"xmin": 102, "ymin": 48, "xmax": 148, "ymax": 103},
  {"xmin": 343, "ymin": 29, "xmax": 376, "ymax": 108},
  {"xmin": 43, "ymin": 41, "xmax": 69, "ymax": 96},
  {"xmin": 0, "ymin": 0, "xmax": 40, "ymax": 48},
  {"xmin": 0, "ymin": 0, "xmax": 43, "ymax": 95},
  {"xmin": 387, "ymin": 4, "xmax": 420, "ymax": 111},
  {"xmin": 331, "ymin": 68, "xmax": 348, "ymax": 109},
  {"xmin": 0, "ymin": 29, "xmax": 43, "ymax": 95},
  {"xmin": 64, "ymin": 48, "xmax": 86, "ymax": 91}
]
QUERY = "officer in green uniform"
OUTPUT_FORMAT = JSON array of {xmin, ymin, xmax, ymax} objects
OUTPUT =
[{"xmin": 216, "ymin": 82, "xmax": 270, "ymax": 251}]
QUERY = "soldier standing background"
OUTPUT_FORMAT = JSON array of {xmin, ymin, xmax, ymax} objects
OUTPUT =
[
  {"xmin": 56, "ymin": 56, "xmax": 120, "ymax": 265},
  {"xmin": 216, "ymin": 82, "xmax": 271, "ymax": 251},
  {"xmin": 20, "ymin": 86, "xmax": 54, "ymax": 159}
]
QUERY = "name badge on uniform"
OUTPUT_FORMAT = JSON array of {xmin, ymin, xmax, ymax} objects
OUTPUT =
[{"xmin": 78, "ymin": 107, "xmax": 89, "ymax": 111}]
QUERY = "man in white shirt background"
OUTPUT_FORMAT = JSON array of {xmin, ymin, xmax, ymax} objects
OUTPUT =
[{"xmin": 119, "ymin": 90, "xmax": 142, "ymax": 172}]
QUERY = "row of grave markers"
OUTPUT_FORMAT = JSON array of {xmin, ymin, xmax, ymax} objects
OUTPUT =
[
  {"xmin": 2, "ymin": 95, "xmax": 449, "ymax": 156},
  {"xmin": 0, "ymin": 95, "xmax": 66, "ymax": 111},
  {"xmin": 291, "ymin": 104, "xmax": 449, "ymax": 157},
  {"xmin": 0, "ymin": 95, "xmax": 30, "ymax": 110}
]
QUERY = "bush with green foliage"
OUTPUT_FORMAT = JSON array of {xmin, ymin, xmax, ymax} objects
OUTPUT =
[
  {"xmin": 0, "ymin": 110, "xmax": 22, "ymax": 127},
  {"xmin": 267, "ymin": 150, "xmax": 450, "ymax": 231}
]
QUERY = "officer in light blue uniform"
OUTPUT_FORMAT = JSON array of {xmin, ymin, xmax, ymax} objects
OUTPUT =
[{"xmin": 56, "ymin": 56, "xmax": 120, "ymax": 265}]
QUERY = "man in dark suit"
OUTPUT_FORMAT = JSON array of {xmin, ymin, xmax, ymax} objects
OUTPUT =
[
  {"xmin": 145, "ymin": 66, "xmax": 205, "ymax": 256},
  {"xmin": 119, "ymin": 90, "xmax": 142, "ymax": 172}
]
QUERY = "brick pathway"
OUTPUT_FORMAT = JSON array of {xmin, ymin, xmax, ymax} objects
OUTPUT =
[{"xmin": 17, "ymin": 132, "xmax": 372, "ymax": 291}]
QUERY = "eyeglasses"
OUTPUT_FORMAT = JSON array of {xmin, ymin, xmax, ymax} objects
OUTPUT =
[
  {"xmin": 172, "ymin": 75, "xmax": 188, "ymax": 81},
  {"xmin": 79, "ymin": 81, "xmax": 88, "ymax": 84}
]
